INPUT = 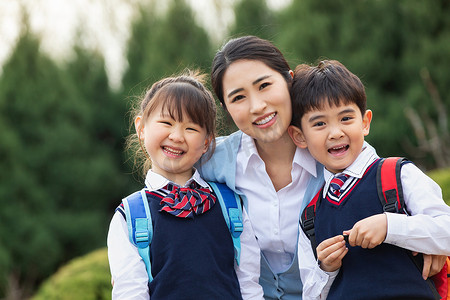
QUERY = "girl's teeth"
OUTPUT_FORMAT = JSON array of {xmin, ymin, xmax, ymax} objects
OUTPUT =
[
  {"xmin": 164, "ymin": 147, "xmax": 183, "ymax": 155},
  {"xmin": 255, "ymin": 113, "xmax": 275, "ymax": 125}
]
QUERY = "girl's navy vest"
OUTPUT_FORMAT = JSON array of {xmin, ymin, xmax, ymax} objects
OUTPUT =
[{"xmin": 147, "ymin": 192, "xmax": 242, "ymax": 299}]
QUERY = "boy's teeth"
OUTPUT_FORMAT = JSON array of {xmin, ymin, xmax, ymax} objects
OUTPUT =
[{"xmin": 255, "ymin": 113, "xmax": 275, "ymax": 125}]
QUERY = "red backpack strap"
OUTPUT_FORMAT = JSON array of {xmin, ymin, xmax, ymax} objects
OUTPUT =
[
  {"xmin": 301, "ymin": 189, "xmax": 323, "ymax": 259},
  {"xmin": 377, "ymin": 157, "xmax": 443, "ymax": 300},
  {"xmin": 376, "ymin": 157, "xmax": 407, "ymax": 214}
]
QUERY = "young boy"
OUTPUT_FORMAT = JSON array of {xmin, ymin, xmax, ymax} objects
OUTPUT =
[{"xmin": 288, "ymin": 60, "xmax": 450, "ymax": 300}]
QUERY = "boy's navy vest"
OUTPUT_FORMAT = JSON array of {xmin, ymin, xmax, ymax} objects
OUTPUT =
[{"xmin": 314, "ymin": 160, "xmax": 436, "ymax": 300}]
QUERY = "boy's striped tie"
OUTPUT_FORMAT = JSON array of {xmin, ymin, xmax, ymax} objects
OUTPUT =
[{"xmin": 329, "ymin": 173, "xmax": 350, "ymax": 197}]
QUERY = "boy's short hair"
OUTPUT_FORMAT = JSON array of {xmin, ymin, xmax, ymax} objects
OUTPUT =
[{"xmin": 291, "ymin": 60, "xmax": 366, "ymax": 128}]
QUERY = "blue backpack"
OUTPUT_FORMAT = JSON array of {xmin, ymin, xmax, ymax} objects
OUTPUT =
[{"xmin": 121, "ymin": 182, "xmax": 243, "ymax": 282}]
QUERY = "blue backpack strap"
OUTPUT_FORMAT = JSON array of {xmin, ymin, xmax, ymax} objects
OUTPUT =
[
  {"xmin": 208, "ymin": 182, "xmax": 243, "ymax": 265},
  {"xmin": 122, "ymin": 189, "xmax": 153, "ymax": 282}
]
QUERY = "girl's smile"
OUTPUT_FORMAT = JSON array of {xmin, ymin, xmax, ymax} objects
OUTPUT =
[{"xmin": 135, "ymin": 105, "xmax": 211, "ymax": 185}]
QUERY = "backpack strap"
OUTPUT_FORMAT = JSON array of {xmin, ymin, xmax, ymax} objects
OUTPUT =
[
  {"xmin": 376, "ymin": 157, "xmax": 442, "ymax": 300},
  {"xmin": 300, "ymin": 189, "xmax": 323, "ymax": 259},
  {"xmin": 208, "ymin": 182, "xmax": 243, "ymax": 265},
  {"xmin": 122, "ymin": 189, "xmax": 153, "ymax": 282},
  {"xmin": 376, "ymin": 157, "xmax": 407, "ymax": 214},
  {"xmin": 122, "ymin": 183, "xmax": 243, "ymax": 283}
]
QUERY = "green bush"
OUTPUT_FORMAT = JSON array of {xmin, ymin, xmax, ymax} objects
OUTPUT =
[
  {"xmin": 428, "ymin": 168, "xmax": 450, "ymax": 206},
  {"xmin": 32, "ymin": 248, "xmax": 111, "ymax": 300}
]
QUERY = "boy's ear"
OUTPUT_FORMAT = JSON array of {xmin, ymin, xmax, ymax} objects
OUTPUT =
[
  {"xmin": 362, "ymin": 109, "xmax": 372, "ymax": 136},
  {"xmin": 289, "ymin": 70, "xmax": 294, "ymax": 79},
  {"xmin": 135, "ymin": 116, "xmax": 145, "ymax": 140},
  {"xmin": 288, "ymin": 125, "xmax": 308, "ymax": 149}
]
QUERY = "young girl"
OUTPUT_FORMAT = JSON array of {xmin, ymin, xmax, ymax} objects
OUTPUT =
[{"xmin": 107, "ymin": 71, "xmax": 242, "ymax": 299}]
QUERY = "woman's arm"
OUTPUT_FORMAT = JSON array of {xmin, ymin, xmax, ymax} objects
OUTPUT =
[
  {"xmin": 107, "ymin": 212, "xmax": 150, "ymax": 300},
  {"xmin": 235, "ymin": 208, "xmax": 265, "ymax": 299}
]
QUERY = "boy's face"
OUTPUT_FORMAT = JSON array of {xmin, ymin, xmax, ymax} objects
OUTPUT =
[{"xmin": 289, "ymin": 101, "xmax": 372, "ymax": 174}]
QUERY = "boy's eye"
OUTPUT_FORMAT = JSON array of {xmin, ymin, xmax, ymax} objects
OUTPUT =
[
  {"xmin": 160, "ymin": 121, "xmax": 171, "ymax": 125},
  {"xmin": 313, "ymin": 121, "xmax": 325, "ymax": 127},
  {"xmin": 342, "ymin": 116, "xmax": 353, "ymax": 122},
  {"xmin": 186, "ymin": 127, "xmax": 199, "ymax": 132}
]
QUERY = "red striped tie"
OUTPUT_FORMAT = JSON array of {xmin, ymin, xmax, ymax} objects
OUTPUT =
[
  {"xmin": 329, "ymin": 173, "xmax": 349, "ymax": 197},
  {"xmin": 159, "ymin": 183, "xmax": 216, "ymax": 218}
]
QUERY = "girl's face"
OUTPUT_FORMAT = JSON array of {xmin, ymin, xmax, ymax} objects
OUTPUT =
[
  {"xmin": 135, "ymin": 104, "xmax": 211, "ymax": 185},
  {"xmin": 221, "ymin": 59, "xmax": 292, "ymax": 144}
]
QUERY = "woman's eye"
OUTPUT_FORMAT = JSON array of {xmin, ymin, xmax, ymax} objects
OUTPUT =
[
  {"xmin": 231, "ymin": 95, "xmax": 245, "ymax": 103},
  {"xmin": 259, "ymin": 82, "xmax": 270, "ymax": 90}
]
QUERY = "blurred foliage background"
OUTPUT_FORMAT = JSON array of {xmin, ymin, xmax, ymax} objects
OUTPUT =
[{"xmin": 0, "ymin": 0, "xmax": 449, "ymax": 299}]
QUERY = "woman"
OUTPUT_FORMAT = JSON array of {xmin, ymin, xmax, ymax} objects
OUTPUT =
[
  {"xmin": 197, "ymin": 35, "xmax": 323, "ymax": 299},
  {"xmin": 197, "ymin": 35, "xmax": 445, "ymax": 300}
]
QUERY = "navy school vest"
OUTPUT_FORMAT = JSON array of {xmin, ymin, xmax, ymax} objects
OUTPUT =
[
  {"xmin": 145, "ymin": 191, "xmax": 242, "ymax": 299},
  {"xmin": 314, "ymin": 160, "xmax": 436, "ymax": 300}
]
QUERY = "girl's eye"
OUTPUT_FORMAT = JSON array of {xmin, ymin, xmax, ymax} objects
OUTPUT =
[
  {"xmin": 259, "ymin": 82, "xmax": 270, "ymax": 90},
  {"xmin": 159, "ymin": 121, "xmax": 171, "ymax": 125},
  {"xmin": 186, "ymin": 127, "xmax": 199, "ymax": 132}
]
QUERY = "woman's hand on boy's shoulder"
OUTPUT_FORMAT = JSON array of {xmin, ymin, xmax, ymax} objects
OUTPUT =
[
  {"xmin": 317, "ymin": 235, "xmax": 348, "ymax": 272},
  {"xmin": 343, "ymin": 214, "xmax": 387, "ymax": 249}
]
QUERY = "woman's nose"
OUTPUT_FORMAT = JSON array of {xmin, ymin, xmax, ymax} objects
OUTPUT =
[{"xmin": 249, "ymin": 95, "xmax": 267, "ymax": 114}]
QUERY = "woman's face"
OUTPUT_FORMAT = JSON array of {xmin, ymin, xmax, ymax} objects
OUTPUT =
[{"xmin": 222, "ymin": 59, "xmax": 292, "ymax": 144}]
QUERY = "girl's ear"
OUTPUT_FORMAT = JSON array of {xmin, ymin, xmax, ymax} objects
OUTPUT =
[
  {"xmin": 288, "ymin": 125, "xmax": 308, "ymax": 149},
  {"xmin": 202, "ymin": 135, "xmax": 213, "ymax": 153},
  {"xmin": 362, "ymin": 109, "xmax": 372, "ymax": 136},
  {"xmin": 135, "ymin": 116, "xmax": 145, "ymax": 140}
]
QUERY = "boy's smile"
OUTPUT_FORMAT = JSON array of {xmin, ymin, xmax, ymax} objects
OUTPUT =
[{"xmin": 289, "ymin": 101, "xmax": 372, "ymax": 174}]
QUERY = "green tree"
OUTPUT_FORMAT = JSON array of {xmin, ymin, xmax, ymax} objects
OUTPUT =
[
  {"xmin": 0, "ymin": 25, "xmax": 125, "ymax": 297},
  {"xmin": 276, "ymin": 0, "xmax": 450, "ymax": 169},
  {"xmin": 122, "ymin": 0, "xmax": 213, "ymax": 97},
  {"xmin": 229, "ymin": 0, "xmax": 276, "ymax": 40}
]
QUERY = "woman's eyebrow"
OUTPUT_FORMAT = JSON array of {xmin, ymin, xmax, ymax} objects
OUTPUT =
[{"xmin": 226, "ymin": 75, "xmax": 272, "ymax": 99}]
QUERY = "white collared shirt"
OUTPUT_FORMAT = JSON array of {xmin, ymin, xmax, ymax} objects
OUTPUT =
[
  {"xmin": 298, "ymin": 143, "xmax": 450, "ymax": 300},
  {"xmin": 236, "ymin": 133, "xmax": 317, "ymax": 273},
  {"xmin": 107, "ymin": 169, "xmax": 211, "ymax": 300}
]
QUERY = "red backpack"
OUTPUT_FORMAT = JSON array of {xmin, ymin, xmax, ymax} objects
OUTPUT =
[
  {"xmin": 301, "ymin": 157, "xmax": 450, "ymax": 300},
  {"xmin": 378, "ymin": 157, "xmax": 449, "ymax": 300}
]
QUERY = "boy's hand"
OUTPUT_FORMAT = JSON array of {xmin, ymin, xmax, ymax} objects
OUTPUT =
[
  {"xmin": 343, "ymin": 214, "xmax": 387, "ymax": 249},
  {"xmin": 316, "ymin": 235, "xmax": 348, "ymax": 272}
]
